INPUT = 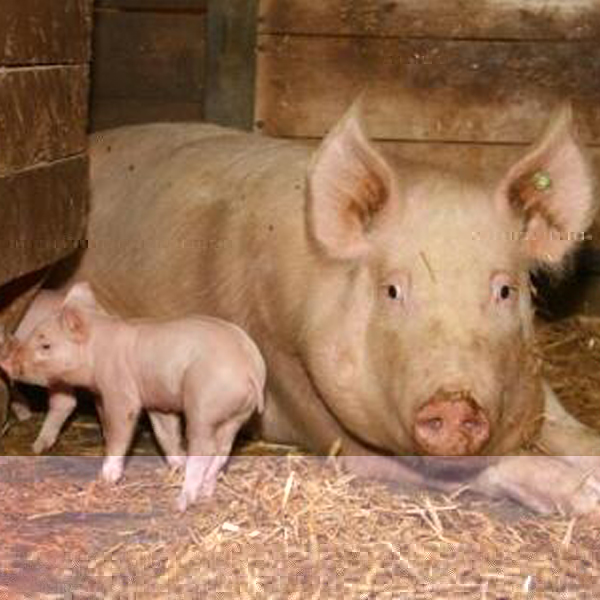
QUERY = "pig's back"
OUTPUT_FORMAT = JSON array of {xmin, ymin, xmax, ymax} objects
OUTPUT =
[
  {"xmin": 132, "ymin": 316, "xmax": 266, "ymax": 400},
  {"xmin": 77, "ymin": 124, "xmax": 312, "ymax": 326}
]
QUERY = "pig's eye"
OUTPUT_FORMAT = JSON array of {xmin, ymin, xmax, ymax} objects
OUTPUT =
[
  {"xmin": 491, "ymin": 273, "xmax": 517, "ymax": 304},
  {"xmin": 41, "ymin": 343, "xmax": 51, "ymax": 351},
  {"xmin": 388, "ymin": 285, "xmax": 401, "ymax": 300},
  {"xmin": 383, "ymin": 273, "xmax": 410, "ymax": 306}
]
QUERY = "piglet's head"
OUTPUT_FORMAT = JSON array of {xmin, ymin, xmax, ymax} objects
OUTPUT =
[
  {"xmin": 301, "ymin": 102, "xmax": 595, "ymax": 459},
  {"xmin": 5, "ymin": 284, "xmax": 94, "ymax": 388}
]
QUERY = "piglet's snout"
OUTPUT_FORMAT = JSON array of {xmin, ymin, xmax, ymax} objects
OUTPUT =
[
  {"xmin": 3, "ymin": 348, "xmax": 24, "ymax": 380},
  {"xmin": 413, "ymin": 391, "xmax": 490, "ymax": 456}
]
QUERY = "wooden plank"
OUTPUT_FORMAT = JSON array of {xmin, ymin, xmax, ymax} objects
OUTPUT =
[
  {"xmin": 0, "ymin": 156, "xmax": 88, "ymax": 283},
  {"xmin": 254, "ymin": 35, "xmax": 600, "ymax": 144},
  {"xmin": 258, "ymin": 0, "xmax": 600, "ymax": 41},
  {"xmin": 90, "ymin": 98, "xmax": 204, "ymax": 131},
  {"xmin": 0, "ymin": 66, "xmax": 88, "ymax": 176},
  {"xmin": 0, "ymin": 0, "xmax": 92, "ymax": 65},
  {"xmin": 96, "ymin": 0, "xmax": 206, "ymax": 11},
  {"xmin": 92, "ymin": 10, "xmax": 205, "ymax": 102},
  {"xmin": 204, "ymin": 0, "xmax": 258, "ymax": 130}
]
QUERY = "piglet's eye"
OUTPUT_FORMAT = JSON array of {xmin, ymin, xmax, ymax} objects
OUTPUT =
[{"xmin": 41, "ymin": 343, "xmax": 51, "ymax": 350}]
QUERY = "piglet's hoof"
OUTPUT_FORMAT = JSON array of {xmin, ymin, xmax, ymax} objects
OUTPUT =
[
  {"xmin": 101, "ymin": 457, "xmax": 124, "ymax": 484},
  {"xmin": 175, "ymin": 489, "xmax": 200, "ymax": 513},
  {"xmin": 32, "ymin": 435, "xmax": 55, "ymax": 455},
  {"xmin": 473, "ymin": 456, "xmax": 600, "ymax": 516},
  {"xmin": 166, "ymin": 455, "xmax": 187, "ymax": 471}
]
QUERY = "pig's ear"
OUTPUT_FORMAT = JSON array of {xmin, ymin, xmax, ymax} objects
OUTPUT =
[
  {"xmin": 496, "ymin": 105, "xmax": 596, "ymax": 268},
  {"xmin": 60, "ymin": 307, "xmax": 89, "ymax": 342},
  {"xmin": 306, "ymin": 103, "xmax": 395, "ymax": 260}
]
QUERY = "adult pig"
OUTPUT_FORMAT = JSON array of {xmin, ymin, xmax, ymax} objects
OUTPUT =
[
  {"xmin": 2, "ymin": 283, "xmax": 266, "ymax": 511},
  {"xmin": 65, "ymin": 104, "xmax": 600, "ymax": 514}
]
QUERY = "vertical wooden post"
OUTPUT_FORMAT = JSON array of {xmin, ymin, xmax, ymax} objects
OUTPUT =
[{"xmin": 205, "ymin": 0, "xmax": 258, "ymax": 130}]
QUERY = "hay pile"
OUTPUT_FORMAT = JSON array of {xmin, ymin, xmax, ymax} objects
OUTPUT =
[
  {"xmin": 2, "ymin": 316, "xmax": 600, "ymax": 598},
  {"xmin": 538, "ymin": 316, "xmax": 600, "ymax": 430}
]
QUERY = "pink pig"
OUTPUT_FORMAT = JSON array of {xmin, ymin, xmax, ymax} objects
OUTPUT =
[{"xmin": 1, "ymin": 282, "xmax": 266, "ymax": 510}]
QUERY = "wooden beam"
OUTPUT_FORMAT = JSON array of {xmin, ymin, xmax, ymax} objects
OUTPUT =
[
  {"xmin": 255, "ymin": 35, "xmax": 600, "ymax": 144},
  {"xmin": 92, "ymin": 10, "xmax": 205, "ymax": 102},
  {"xmin": 96, "ymin": 0, "xmax": 206, "ymax": 11},
  {"xmin": 205, "ymin": 0, "xmax": 258, "ymax": 130},
  {"xmin": 0, "ymin": 0, "xmax": 92, "ymax": 65},
  {"xmin": 0, "ymin": 156, "xmax": 88, "ymax": 283},
  {"xmin": 0, "ymin": 66, "xmax": 88, "ymax": 176},
  {"xmin": 258, "ymin": 0, "xmax": 600, "ymax": 41}
]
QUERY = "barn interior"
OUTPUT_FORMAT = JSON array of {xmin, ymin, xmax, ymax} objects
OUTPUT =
[{"xmin": 2, "ymin": 0, "xmax": 600, "ymax": 597}]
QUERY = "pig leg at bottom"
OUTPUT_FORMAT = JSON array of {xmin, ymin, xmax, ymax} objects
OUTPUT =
[
  {"xmin": 177, "ymin": 411, "xmax": 252, "ymax": 511},
  {"xmin": 148, "ymin": 411, "xmax": 186, "ymax": 469},
  {"xmin": 471, "ymin": 455, "xmax": 600, "ymax": 515},
  {"xmin": 537, "ymin": 381, "xmax": 600, "ymax": 457},
  {"xmin": 32, "ymin": 388, "xmax": 77, "ymax": 454},
  {"xmin": 99, "ymin": 395, "xmax": 141, "ymax": 484}
]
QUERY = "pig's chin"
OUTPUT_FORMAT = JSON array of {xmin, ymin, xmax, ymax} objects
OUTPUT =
[{"xmin": 16, "ymin": 370, "xmax": 50, "ymax": 387}]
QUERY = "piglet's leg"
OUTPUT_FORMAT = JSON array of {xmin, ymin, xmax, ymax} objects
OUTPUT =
[
  {"xmin": 100, "ymin": 395, "xmax": 141, "ymax": 484},
  {"xmin": 176, "ymin": 377, "xmax": 254, "ymax": 511},
  {"xmin": 11, "ymin": 399, "xmax": 32, "ymax": 422},
  {"xmin": 148, "ymin": 412, "xmax": 186, "ymax": 470},
  {"xmin": 32, "ymin": 387, "xmax": 77, "ymax": 454}
]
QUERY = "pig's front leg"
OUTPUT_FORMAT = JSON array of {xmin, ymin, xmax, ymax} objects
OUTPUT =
[
  {"xmin": 32, "ymin": 387, "xmax": 77, "ymax": 454},
  {"xmin": 471, "ymin": 455, "xmax": 600, "ymax": 515},
  {"xmin": 537, "ymin": 381, "xmax": 600, "ymax": 457},
  {"xmin": 148, "ymin": 411, "xmax": 186, "ymax": 470},
  {"xmin": 100, "ymin": 393, "xmax": 141, "ymax": 484}
]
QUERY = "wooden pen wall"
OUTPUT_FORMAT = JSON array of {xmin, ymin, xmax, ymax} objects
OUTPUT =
[
  {"xmin": 91, "ymin": 0, "xmax": 207, "ymax": 131},
  {"xmin": 255, "ymin": 0, "xmax": 600, "ymax": 181}
]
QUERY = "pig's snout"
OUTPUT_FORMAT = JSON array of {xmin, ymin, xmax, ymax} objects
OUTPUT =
[{"xmin": 413, "ymin": 391, "xmax": 490, "ymax": 456}]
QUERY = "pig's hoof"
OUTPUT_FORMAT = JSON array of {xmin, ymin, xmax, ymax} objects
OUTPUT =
[
  {"xmin": 101, "ymin": 460, "xmax": 124, "ymax": 484},
  {"xmin": 474, "ymin": 456, "xmax": 600, "ymax": 516},
  {"xmin": 175, "ymin": 490, "xmax": 196, "ymax": 512},
  {"xmin": 199, "ymin": 478, "xmax": 217, "ymax": 498},
  {"xmin": 166, "ymin": 455, "xmax": 186, "ymax": 471},
  {"xmin": 11, "ymin": 402, "xmax": 32, "ymax": 422}
]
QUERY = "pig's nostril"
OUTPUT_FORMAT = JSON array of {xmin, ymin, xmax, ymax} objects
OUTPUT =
[
  {"xmin": 462, "ymin": 418, "xmax": 482, "ymax": 431},
  {"xmin": 424, "ymin": 417, "xmax": 444, "ymax": 432}
]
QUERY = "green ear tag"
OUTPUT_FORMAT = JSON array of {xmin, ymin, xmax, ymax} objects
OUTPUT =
[{"xmin": 532, "ymin": 171, "xmax": 552, "ymax": 192}]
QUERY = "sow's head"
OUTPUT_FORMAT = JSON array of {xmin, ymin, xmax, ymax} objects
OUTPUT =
[{"xmin": 300, "ymin": 103, "xmax": 595, "ymax": 458}]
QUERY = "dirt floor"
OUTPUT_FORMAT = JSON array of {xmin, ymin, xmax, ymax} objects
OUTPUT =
[{"xmin": 2, "ymin": 317, "xmax": 600, "ymax": 599}]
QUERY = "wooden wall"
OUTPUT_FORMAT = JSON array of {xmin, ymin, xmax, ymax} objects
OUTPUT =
[
  {"xmin": 91, "ymin": 0, "xmax": 207, "ymax": 131},
  {"xmin": 0, "ymin": 0, "xmax": 92, "ymax": 425},
  {"xmin": 255, "ymin": 0, "xmax": 600, "ymax": 181},
  {"xmin": 0, "ymin": 0, "xmax": 90, "ymax": 291}
]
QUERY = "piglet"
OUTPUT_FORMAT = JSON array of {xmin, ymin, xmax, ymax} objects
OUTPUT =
[
  {"xmin": 1, "ymin": 282, "xmax": 266, "ymax": 511},
  {"xmin": 1, "ymin": 290, "xmax": 94, "ymax": 453}
]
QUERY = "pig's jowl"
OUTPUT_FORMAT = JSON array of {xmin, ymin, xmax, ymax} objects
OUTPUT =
[{"xmin": 63, "ymin": 103, "xmax": 600, "ymax": 514}]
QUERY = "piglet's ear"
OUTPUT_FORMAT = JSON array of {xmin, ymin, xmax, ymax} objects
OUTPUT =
[
  {"xmin": 496, "ymin": 105, "xmax": 596, "ymax": 268},
  {"xmin": 60, "ymin": 307, "xmax": 89, "ymax": 343},
  {"xmin": 64, "ymin": 282, "xmax": 99, "ymax": 310},
  {"xmin": 307, "ymin": 102, "xmax": 395, "ymax": 260}
]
